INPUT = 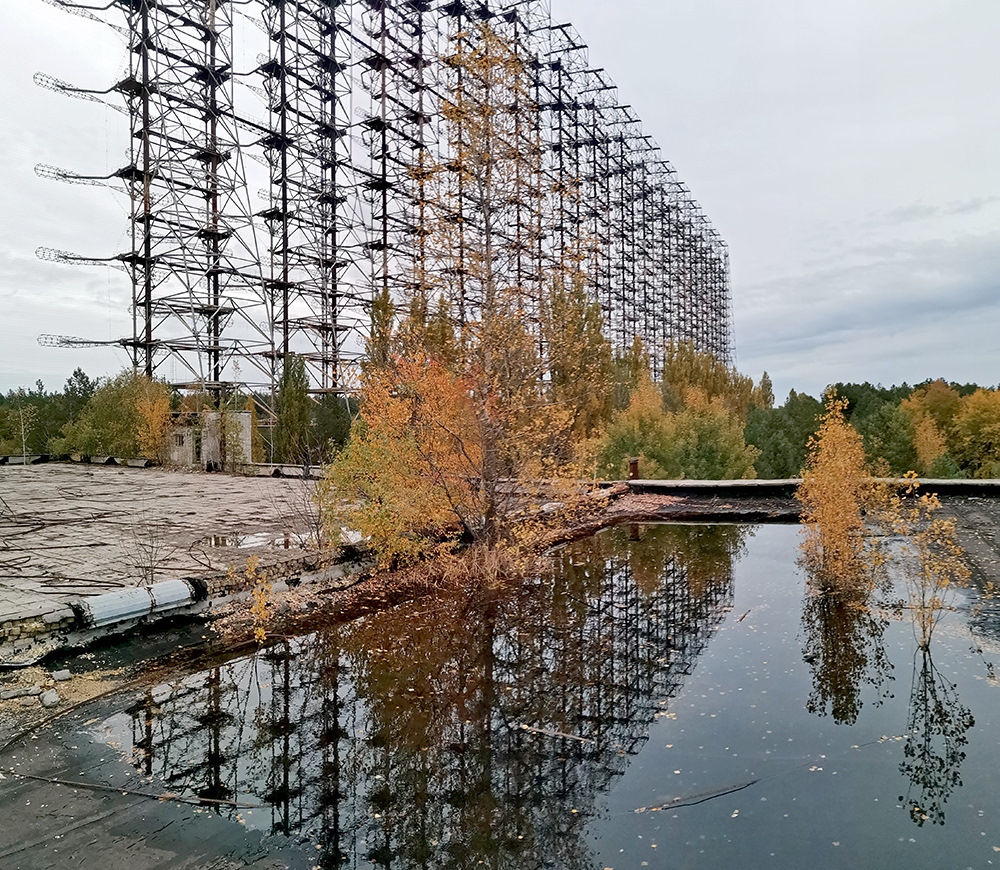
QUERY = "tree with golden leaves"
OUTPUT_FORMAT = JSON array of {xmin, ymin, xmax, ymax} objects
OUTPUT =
[
  {"xmin": 796, "ymin": 395, "xmax": 881, "ymax": 592},
  {"xmin": 323, "ymin": 24, "xmax": 596, "ymax": 563},
  {"xmin": 900, "ymin": 379, "xmax": 964, "ymax": 476},
  {"xmin": 881, "ymin": 474, "xmax": 971, "ymax": 649},
  {"xmin": 135, "ymin": 378, "xmax": 172, "ymax": 464},
  {"xmin": 900, "ymin": 379, "xmax": 962, "ymax": 437},
  {"xmin": 318, "ymin": 351, "xmax": 484, "ymax": 567},
  {"xmin": 55, "ymin": 369, "xmax": 172, "ymax": 461},
  {"xmin": 414, "ymin": 23, "xmax": 544, "ymax": 333},
  {"xmin": 912, "ymin": 415, "xmax": 949, "ymax": 476},
  {"xmin": 660, "ymin": 339, "xmax": 759, "ymax": 419},
  {"xmin": 797, "ymin": 396, "xmax": 969, "ymax": 648},
  {"xmin": 595, "ymin": 371, "xmax": 758, "ymax": 480},
  {"xmin": 951, "ymin": 388, "xmax": 1000, "ymax": 478},
  {"xmin": 541, "ymin": 275, "xmax": 615, "ymax": 444}
]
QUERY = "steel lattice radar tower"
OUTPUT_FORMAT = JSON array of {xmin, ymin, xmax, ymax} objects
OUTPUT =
[{"xmin": 35, "ymin": 0, "xmax": 734, "ymax": 402}]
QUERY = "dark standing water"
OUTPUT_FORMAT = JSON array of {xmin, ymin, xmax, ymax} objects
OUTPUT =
[{"xmin": 8, "ymin": 523, "xmax": 1000, "ymax": 868}]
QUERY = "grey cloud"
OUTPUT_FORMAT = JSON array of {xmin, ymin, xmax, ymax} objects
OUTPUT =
[
  {"xmin": 736, "ymin": 231, "xmax": 1000, "ymax": 396},
  {"xmin": 864, "ymin": 197, "xmax": 1000, "ymax": 228}
]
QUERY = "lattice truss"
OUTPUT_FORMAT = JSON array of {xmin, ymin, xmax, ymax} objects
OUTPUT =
[{"xmin": 36, "ymin": 0, "xmax": 733, "ymax": 398}]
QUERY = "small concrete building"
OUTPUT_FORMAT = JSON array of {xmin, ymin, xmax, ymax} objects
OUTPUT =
[
  {"xmin": 168, "ymin": 410, "xmax": 253, "ymax": 471},
  {"xmin": 168, "ymin": 426, "xmax": 196, "ymax": 467}
]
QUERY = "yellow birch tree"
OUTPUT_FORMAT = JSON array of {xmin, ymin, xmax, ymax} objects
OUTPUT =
[{"xmin": 796, "ymin": 396, "xmax": 881, "ymax": 592}]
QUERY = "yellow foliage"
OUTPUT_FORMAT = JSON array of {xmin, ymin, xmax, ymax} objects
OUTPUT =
[
  {"xmin": 796, "ymin": 396, "xmax": 881, "ymax": 593},
  {"xmin": 56, "ymin": 369, "xmax": 172, "ymax": 459},
  {"xmin": 318, "ymin": 340, "xmax": 589, "ymax": 572},
  {"xmin": 319, "ymin": 353, "xmax": 484, "ymax": 567},
  {"xmin": 245, "ymin": 557, "xmax": 270, "ymax": 642},
  {"xmin": 319, "ymin": 25, "xmax": 604, "ymax": 571},
  {"xmin": 226, "ymin": 555, "xmax": 269, "ymax": 642},
  {"xmin": 952, "ymin": 388, "xmax": 1000, "ymax": 478},
  {"xmin": 798, "ymin": 395, "xmax": 970, "ymax": 648},
  {"xmin": 913, "ymin": 416, "xmax": 947, "ymax": 476},
  {"xmin": 596, "ymin": 375, "xmax": 758, "ymax": 480},
  {"xmin": 541, "ymin": 276, "xmax": 615, "ymax": 444},
  {"xmin": 134, "ymin": 378, "xmax": 172, "ymax": 463},
  {"xmin": 661, "ymin": 339, "xmax": 759, "ymax": 419},
  {"xmin": 627, "ymin": 369, "xmax": 663, "ymax": 418},
  {"xmin": 879, "ymin": 474, "xmax": 970, "ymax": 648},
  {"xmin": 900, "ymin": 380, "xmax": 961, "ymax": 435},
  {"xmin": 416, "ymin": 22, "xmax": 542, "ymax": 321}
]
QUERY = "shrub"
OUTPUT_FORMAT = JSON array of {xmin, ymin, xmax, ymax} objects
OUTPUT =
[{"xmin": 596, "ymin": 375, "xmax": 758, "ymax": 480}]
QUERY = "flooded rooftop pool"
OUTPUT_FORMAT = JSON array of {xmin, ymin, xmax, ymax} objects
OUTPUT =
[{"xmin": 3, "ymin": 522, "xmax": 1000, "ymax": 869}]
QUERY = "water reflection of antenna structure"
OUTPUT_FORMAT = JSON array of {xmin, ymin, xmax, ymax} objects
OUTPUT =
[
  {"xmin": 124, "ymin": 663, "xmax": 252, "ymax": 804},
  {"xmin": 124, "ymin": 642, "xmax": 365, "ymax": 866},
  {"xmin": 115, "ymin": 524, "xmax": 743, "ymax": 868}
]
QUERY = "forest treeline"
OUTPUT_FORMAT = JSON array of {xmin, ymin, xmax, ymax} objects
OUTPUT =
[
  {"xmin": 749, "ymin": 377, "xmax": 997, "ymax": 479},
  {"xmin": 0, "ymin": 365, "xmax": 355, "ymax": 466},
  {"xmin": 2, "ymin": 357, "xmax": 998, "ymax": 482}
]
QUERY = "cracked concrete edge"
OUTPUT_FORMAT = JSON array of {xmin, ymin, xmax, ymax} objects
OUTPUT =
[
  {"xmin": 0, "ymin": 554, "xmax": 368, "ymax": 669},
  {"xmin": 0, "ymin": 601, "xmax": 74, "ymax": 622},
  {"xmin": 0, "ymin": 602, "xmax": 76, "ymax": 627}
]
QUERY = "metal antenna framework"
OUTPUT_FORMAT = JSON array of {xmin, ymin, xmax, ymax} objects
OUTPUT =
[{"xmin": 36, "ymin": 0, "xmax": 733, "ymax": 400}]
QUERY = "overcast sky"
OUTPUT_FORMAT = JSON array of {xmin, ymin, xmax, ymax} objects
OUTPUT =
[{"xmin": 1, "ymin": 0, "xmax": 998, "ymax": 400}]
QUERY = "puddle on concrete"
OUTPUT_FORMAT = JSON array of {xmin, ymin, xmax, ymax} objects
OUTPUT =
[
  {"xmin": 5, "ymin": 523, "xmax": 1000, "ymax": 869},
  {"xmin": 199, "ymin": 531, "xmax": 314, "ymax": 550}
]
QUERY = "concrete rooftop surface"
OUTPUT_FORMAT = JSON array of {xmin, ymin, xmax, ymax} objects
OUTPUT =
[{"xmin": 0, "ymin": 463, "xmax": 324, "ymax": 622}]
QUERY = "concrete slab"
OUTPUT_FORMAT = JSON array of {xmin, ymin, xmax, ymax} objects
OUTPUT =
[{"xmin": 0, "ymin": 463, "xmax": 327, "ymax": 627}]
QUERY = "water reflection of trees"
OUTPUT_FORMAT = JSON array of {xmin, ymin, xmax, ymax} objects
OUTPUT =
[
  {"xmin": 800, "ymin": 588, "xmax": 893, "ymax": 725},
  {"xmin": 114, "ymin": 524, "xmax": 747, "ymax": 869},
  {"xmin": 797, "ymin": 541, "xmax": 977, "ymax": 827},
  {"xmin": 899, "ymin": 649, "xmax": 974, "ymax": 827}
]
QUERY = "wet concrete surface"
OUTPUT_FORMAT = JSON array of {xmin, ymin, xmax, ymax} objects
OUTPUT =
[
  {"xmin": 946, "ymin": 496, "xmax": 1000, "ymax": 586},
  {"xmin": 0, "ymin": 691, "xmax": 308, "ymax": 869}
]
